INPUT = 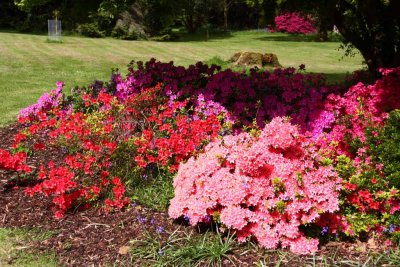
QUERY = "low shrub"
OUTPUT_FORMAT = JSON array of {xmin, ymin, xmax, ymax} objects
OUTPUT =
[
  {"xmin": 315, "ymin": 67, "xmax": 400, "ymax": 239},
  {"xmin": 0, "ymin": 149, "xmax": 31, "ymax": 173},
  {"xmin": 373, "ymin": 109, "xmax": 400, "ymax": 189},
  {"xmin": 111, "ymin": 25, "xmax": 140, "ymax": 40},
  {"xmin": 169, "ymin": 117, "xmax": 342, "ymax": 254},
  {"xmin": 15, "ymin": 84, "xmax": 223, "ymax": 218},
  {"xmin": 111, "ymin": 59, "xmax": 342, "ymax": 134},
  {"xmin": 76, "ymin": 23, "xmax": 105, "ymax": 38},
  {"xmin": 273, "ymin": 12, "xmax": 316, "ymax": 35},
  {"xmin": 150, "ymin": 28, "xmax": 179, "ymax": 41}
]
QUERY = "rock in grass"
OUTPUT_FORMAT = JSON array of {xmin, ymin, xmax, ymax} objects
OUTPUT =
[{"xmin": 229, "ymin": 52, "xmax": 282, "ymax": 69}]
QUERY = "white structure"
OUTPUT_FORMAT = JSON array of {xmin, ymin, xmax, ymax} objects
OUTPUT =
[{"xmin": 48, "ymin": 20, "xmax": 62, "ymax": 41}]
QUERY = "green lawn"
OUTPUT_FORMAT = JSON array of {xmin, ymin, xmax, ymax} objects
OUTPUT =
[
  {"xmin": 0, "ymin": 228, "xmax": 57, "ymax": 266},
  {"xmin": 0, "ymin": 31, "xmax": 363, "ymax": 125}
]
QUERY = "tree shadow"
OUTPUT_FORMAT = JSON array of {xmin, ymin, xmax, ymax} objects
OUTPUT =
[
  {"xmin": 0, "ymin": 28, "xmax": 47, "ymax": 36},
  {"xmin": 174, "ymin": 30, "xmax": 233, "ymax": 42},
  {"xmin": 255, "ymin": 34, "xmax": 321, "ymax": 43},
  {"xmin": 255, "ymin": 32, "xmax": 344, "ymax": 43}
]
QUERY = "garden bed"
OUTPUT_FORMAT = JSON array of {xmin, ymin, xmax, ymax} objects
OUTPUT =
[
  {"xmin": 0, "ymin": 158, "xmax": 393, "ymax": 266},
  {"xmin": 1, "ymin": 60, "xmax": 400, "ymax": 266}
]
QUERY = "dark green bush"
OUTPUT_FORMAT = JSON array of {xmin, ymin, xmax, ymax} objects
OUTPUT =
[
  {"xmin": 76, "ymin": 23, "xmax": 105, "ymax": 38},
  {"xmin": 111, "ymin": 25, "xmax": 140, "ymax": 40},
  {"xmin": 149, "ymin": 28, "xmax": 179, "ymax": 41},
  {"xmin": 370, "ymin": 109, "xmax": 400, "ymax": 188}
]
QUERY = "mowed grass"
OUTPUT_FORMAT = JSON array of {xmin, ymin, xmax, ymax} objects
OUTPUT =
[
  {"xmin": 0, "ymin": 30, "xmax": 363, "ymax": 125},
  {"xmin": 0, "ymin": 228, "xmax": 57, "ymax": 266}
]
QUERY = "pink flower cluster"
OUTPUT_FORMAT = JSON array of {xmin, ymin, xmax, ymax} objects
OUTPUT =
[
  {"xmin": 317, "ymin": 67, "xmax": 400, "ymax": 156},
  {"xmin": 19, "ymin": 81, "xmax": 65, "ymax": 119},
  {"xmin": 169, "ymin": 117, "xmax": 341, "ymax": 254},
  {"xmin": 273, "ymin": 12, "xmax": 316, "ymax": 35}
]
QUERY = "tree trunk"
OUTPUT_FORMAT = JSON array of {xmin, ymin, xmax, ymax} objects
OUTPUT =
[
  {"xmin": 333, "ymin": 0, "xmax": 400, "ymax": 76},
  {"xmin": 223, "ymin": 0, "xmax": 228, "ymax": 31},
  {"xmin": 316, "ymin": 3, "xmax": 333, "ymax": 42}
]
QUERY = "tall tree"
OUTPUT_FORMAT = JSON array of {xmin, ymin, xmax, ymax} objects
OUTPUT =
[
  {"xmin": 14, "ymin": 0, "xmax": 52, "ymax": 11},
  {"xmin": 333, "ymin": 0, "xmax": 400, "ymax": 73},
  {"xmin": 247, "ymin": 0, "xmax": 400, "ymax": 73}
]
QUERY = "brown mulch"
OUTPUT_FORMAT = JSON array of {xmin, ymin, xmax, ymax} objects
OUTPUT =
[{"xmin": 0, "ymin": 124, "xmax": 394, "ymax": 266}]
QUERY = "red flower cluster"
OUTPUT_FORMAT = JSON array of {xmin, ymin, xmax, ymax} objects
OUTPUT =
[
  {"xmin": 12, "ymin": 85, "xmax": 221, "ymax": 218},
  {"xmin": 0, "ymin": 149, "xmax": 31, "ymax": 173},
  {"xmin": 133, "ymin": 104, "xmax": 221, "ymax": 172}
]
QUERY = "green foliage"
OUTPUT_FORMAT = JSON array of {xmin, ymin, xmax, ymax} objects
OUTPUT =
[
  {"xmin": 129, "ymin": 228, "xmax": 236, "ymax": 266},
  {"xmin": 111, "ymin": 25, "xmax": 140, "ymax": 40},
  {"xmin": 13, "ymin": 0, "xmax": 50, "ymax": 11},
  {"xmin": 204, "ymin": 56, "xmax": 229, "ymax": 69},
  {"xmin": 76, "ymin": 23, "xmax": 105, "ymax": 38},
  {"xmin": 149, "ymin": 28, "xmax": 179, "ymax": 41},
  {"xmin": 334, "ymin": 155, "xmax": 356, "ymax": 180},
  {"xmin": 370, "ymin": 109, "xmax": 400, "ymax": 189},
  {"xmin": 129, "ymin": 173, "xmax": 174, "ymax": 211},
  {"xmin": 143, "ymin": 0, "xmax": 177, "ymax": 35},
  {"xmin": 97, "ymin": 0, "xmax": 135, "ymax": 20},
  {"xmin": 0, "ymin": 228, "xmax": 57, "ymax": 266}
]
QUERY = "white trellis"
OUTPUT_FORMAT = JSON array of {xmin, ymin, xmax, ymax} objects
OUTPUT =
[{"xmin": 48, "ymin": 19, "xmax": 62, "ymax": 42}]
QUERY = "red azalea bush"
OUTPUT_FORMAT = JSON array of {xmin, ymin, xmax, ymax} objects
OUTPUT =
[
  {"xmin": 273, "ymin": 12, "xmax": 316, "ymax": 35},
  {"xmin": 15, "ymin": 85, "xmax": 222, "ymax": 218},
  {"xmin": 169, "ymin": 117, "xmax": 341, "ymax": 254}
]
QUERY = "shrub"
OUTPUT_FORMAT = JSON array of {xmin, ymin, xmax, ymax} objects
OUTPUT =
[
  {"xmin": 13, "ymin": 58, "xmax": 400, "ymax": 250},
  {"xmin": 274, "ymin": 12, "xmax": 316, "ymax": 35},
  {"xmin": 374, "ymin": 109, "xmax": 400, "ymax": 188},
  {"xmin": 315, "ymin": 67, "xmax": 400, "ymax": 238},
  {"xmin": 14, "ymin": 84, "xmax": 223, "ymax": 218},
  {"xmin": 111, "ymin": 25, "xmax": 140, "ymax": 40},
  {"xmin": 169, "ymin": 117, "xmax": 341, "ymax": 254},
  {"xmin": 76, "ymin": 23, "xmax": 105, "ymax": 38},
  {"xmin": 150, "ymin": 28, "xmax": 179, "ymax": 41},
  {"xmin": 112, "ymin": 59, "xmax": 341, "ymax": 134}
]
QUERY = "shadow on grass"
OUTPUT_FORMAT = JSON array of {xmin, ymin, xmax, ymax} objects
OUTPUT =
[
  {"xmin": 0, "ymin": 28, "xmax": 48, "ymax": 36},
  {"xmin": 323, "ymin": 72, "xmax": 351, "ymax": 84},
  {"xmin": 175, "ymin": 30, "xmax": 233, "ymax": 42},
  {"xmin": 255, "ymin": 33, "xmax": 342, "ymax": 43},
  {"xmin": 254, "ymin": 33, "xmax": 317, "ymax": 42}
]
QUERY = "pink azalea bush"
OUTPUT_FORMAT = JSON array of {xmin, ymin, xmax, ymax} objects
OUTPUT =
[
  {"xmin": 273, "ymin": 12, "xmax": 316, "ymax": 35},
  {"xmin": 169, "ymin": 117, "xmax": 341, "ymax": 254}
]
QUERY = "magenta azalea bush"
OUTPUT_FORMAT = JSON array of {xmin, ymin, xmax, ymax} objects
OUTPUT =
[
  {"xmin": 106, "ymin": 59, "xmax": 342, "ymax": 135},
  {"xmin": 169, "ymin": 117, "xmax": 341, "ymax": 254},
  {"xmin": 273, "ymin": 12, "xmax": 316, "ymax": 34}
]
